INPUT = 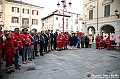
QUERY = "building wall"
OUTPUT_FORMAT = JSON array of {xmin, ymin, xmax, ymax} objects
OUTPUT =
[
  {"xmin": 82, "ymin": 0, "xmax": 120, "ymax": 36},
  {"xmin": 3, "ymin": 1, "xmax": 43, "ymax": 32}
]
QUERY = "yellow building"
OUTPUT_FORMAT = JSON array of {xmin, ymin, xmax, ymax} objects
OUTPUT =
[
  {"xmin": 82, "ymin": 0, "xmax": 120, "ymax": 37},
  {"xmin": 2, "ymin": 0, "xmax": 43, "ymax": 32}
]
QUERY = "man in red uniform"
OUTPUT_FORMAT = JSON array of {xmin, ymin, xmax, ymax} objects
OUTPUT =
[
  {"xmin": 101, "ymin": 36, "xmax": 105, "ymax": 49},
  {"xmin": 64, "ymin": 32, "xmax": 70, "ymax": 49},
  {"xmin": 2, "ymin": 31, "xmax": 16, "ymax": 74},
  {"xmin": 0, "ymin": 26, "xmax": 3, "ymax": 77},
  {"xmin": 12, "ymin": 28, "xmax": 23, "ymax": 70},
  {"xmin": 56, "ymin": 32, "xmax": 63, "ymax": 51},
  {"xmin": 21, "ymin": 28, "xmax": 31, "ymax": 64},
  {"xmin": 96, "ymin": 34, "xmax": 101, "ymax": 50},
  {"xmin": 106, "ymin": 36, "xmax": 111, "ymax": 50},
  {"xmin": 62, "ymin": 32, "xmax": 65, "ymax": 50}
]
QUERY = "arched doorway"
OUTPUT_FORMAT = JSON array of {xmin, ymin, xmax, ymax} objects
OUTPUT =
[
  {"xmin": 87, "ymin": 26, "xmax": 95, "ymax": 36},
  {"xmin": 87, "ymin": 26, "xmax": 95, "ymax": 43},
  {"xmin": 100, "ymin": 25, "xmax": 115, "ymax": 35}
]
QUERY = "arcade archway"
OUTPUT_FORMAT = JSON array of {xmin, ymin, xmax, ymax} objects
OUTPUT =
[
  {"xmin": 87, "ymin": 26, "xmax": 95, "ymax": 36},
  {"xmin": 100, "ymin": 25, "xmax": 115, "ymax": 35}
]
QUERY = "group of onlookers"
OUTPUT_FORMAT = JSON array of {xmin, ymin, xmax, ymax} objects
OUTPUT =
[{"xmin": 0, "ymin": 26, "xmax": 94, "ymax": 78}]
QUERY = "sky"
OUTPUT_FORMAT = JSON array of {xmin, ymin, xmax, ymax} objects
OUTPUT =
[{"xmin": 22, "ymin": 0, "xmax": 83, "ymax": 17}]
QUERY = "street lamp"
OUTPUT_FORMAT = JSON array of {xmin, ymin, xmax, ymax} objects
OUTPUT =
[
  {"xmin": 114, "ymin": 9, "xmax": 119, "ymax": 18},
  {"xmin": 57, "ymin": 0, "xmax": 72, "ymax": 33}
]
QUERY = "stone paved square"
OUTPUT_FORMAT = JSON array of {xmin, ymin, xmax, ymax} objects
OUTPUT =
[{"xmin": 1, "ymin": 46, "xmax": 120, "ymax": 79}]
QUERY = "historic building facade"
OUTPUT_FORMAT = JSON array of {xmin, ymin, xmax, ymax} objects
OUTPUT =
[
  {"xmin": 82, "ymin": 0, "xmax": 120, "ymax": 37},
  {"xmin": 42, "ymin": 10, "xmax": 81, "ymax": 33},
  {"xmin": 2, "ymin": 0, "xmax": 43, "ymax": 31}
]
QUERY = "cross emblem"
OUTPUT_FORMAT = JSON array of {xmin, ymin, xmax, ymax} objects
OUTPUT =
[
  {"xmin": 104, "ymin": 35, "xmax": 106, "ymax": 38},
  {"xmin": 118, "ymin": 36, "xmax": 120, "ymax": 39},
  {"xmin": 111, "ymin": 35, "xmax": 114, "ymax": 38}
]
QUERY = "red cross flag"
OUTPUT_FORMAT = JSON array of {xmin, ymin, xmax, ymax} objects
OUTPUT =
[
  {"xmin": 110, "ymin": 33, "xmax": 115, "ymax": 40},
  {"xmin": 115, "ymin": 33, "xmax": 120, "ymax": 43},
  {"xmin": 103, "ymin": 33, "xmax": 108, "ymax": 40}
]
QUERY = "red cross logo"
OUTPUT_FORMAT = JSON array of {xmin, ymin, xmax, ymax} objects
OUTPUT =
[
  {"xmin": 111, "ymin": 35, "xmax": 114, "ymax": 38},
  {"xmin": 104, "ymin": 35, "xmax": 106, "ymax": 38},
  {"xmin": 118, "ymin": 36, "xmax": 120, "ymax": 39}
]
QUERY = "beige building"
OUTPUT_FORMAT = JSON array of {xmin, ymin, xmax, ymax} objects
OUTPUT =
[
  {"xmin": 82, "ymin": 0, "xmax": 120, "ymax": 37},
  {"xmin": 42, "ymin": 10, "xmax": 81, "ymax": 33},
  {"xmin": 2, "ymin": 0, "xmax": 43, "ymax": 31},
  {"xmin": 42, "ymin": 10, "xmax": 71, "ymax": 32}
]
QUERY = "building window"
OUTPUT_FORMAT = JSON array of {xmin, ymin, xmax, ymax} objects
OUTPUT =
[
  {"xmin": 32, "ymin": 19, "xmax": 38, "ymax": 25},
  {"xmin": 23, "ymin": 8, "xmax": 29, "ymax": 14},
  {"xmin": 11, "ymin": 17, "xmax": 19, "ymax": 23},
  {"xmin": 66, "ymin": 18, "xmax": 68, "ymax": 21},
  {"xmin": 56, "ymin": 17, "xmax": 58, "ymax": 20},
  {"xmin": 22, "ymin": 18, "xmax": 29, "ymax": 24},
  {"xmin": 12, "ymin": 7, "xmax": 19, "ymax": 13},
  {"xmin": 89, "ymin": 10, "xmax": 93, "ymax": 19},
  {"xmin": 104, "ymin": 4, "xmax": 110, "ymax": 17},
  {"xmin": 32, "ymin": 10, "xmax": 38, "ymax": 15}
]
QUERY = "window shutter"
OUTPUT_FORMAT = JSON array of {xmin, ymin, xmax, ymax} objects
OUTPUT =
[
  {"xmin": 89, "ymin": 10, "xmax": 93, "ymax": 19},
  {"xmin": 32, "ymin": 10, "xmax": 34, "ymax": 14},
  {"xmin": 17, "ymin": 8, "xmax": 19, "ymax": 13},
  {"xmin": 104, "ymin": 4, "xmax": 110, "ymax": 17},
  {"xmin": 12, "ymin": 7, "xmax": 14, "ymax": 12},
  {"xmin": 23, "ymin": 8, "xmax": 24, "ymax": 13},
  {"xmin": 32, "ymin": 19, "xmax": 33, "ymax": 24},
  {"xmin": 27, "ymin": 18, "xmax": 29, "ymax": 24},
  {"xmin": 36, "ymin": 19, "xmax": 38, "ymax": 25},
  {"xmin": 37, "ymin": 11, "xmax": 38, "ymax": 15},
  {"xmin": 28, "ymin": 9, "xmax": 29, "ymax": 14},
  {"xmin": 17, "ymin": 17, "xmax": 19, "ymax": 23},
  {"xmin": 11, "ymin": 17, "xmax": 14, "ymax": 23}
]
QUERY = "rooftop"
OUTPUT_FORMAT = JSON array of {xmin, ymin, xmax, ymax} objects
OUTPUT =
[{"xmin": 5, "ymin": 0, "xmax": 44, "ymax": 8}]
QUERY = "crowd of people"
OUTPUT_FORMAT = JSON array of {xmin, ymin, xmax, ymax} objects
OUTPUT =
[
  {"xmin": 95, "ymin": 34, "xmax": 113, "ymax": 50},
  {"xmin": 1, "ymin": 26, "xmax": 115, "ymax": 78},
  {"xmin": 0, "ymin": 26, "xmax": 94, "ymax": 77}
]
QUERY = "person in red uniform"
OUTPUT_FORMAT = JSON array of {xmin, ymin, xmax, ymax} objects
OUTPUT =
[
  {"xmin": 12, "ymin": 28, "xmax": 23, "ymax": 70},
  {"xmin": 0, "ymin": 26, "xmax": 3, "ymax": 78},
  {"xmin": 106, "ymin": 36, "xmax": 111, "ymax": 50},
  {"xmin": 96, "ymin": 34, "xmax": 101, "ymax": 50},
  {"xmin": 2, "ymin": 31, "xmax": 16, "ymax": 74},
  {"xmin": 101, "ymin": 36, "xmax": 105, "ymax": 49},
  {"xmin": 64, "ymin": 32, "xmax": 70, "ymax": 49},
  {"xmin": 56, "ymin": 32, "xmax": 63, "ymax": 51},
  {"xmin": 21, "ymin": 28, "xmax": 31, "ymax": 64}
]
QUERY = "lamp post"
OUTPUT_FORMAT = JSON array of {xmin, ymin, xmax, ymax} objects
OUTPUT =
[
  {"xmin": 97, "ymin": 0, "xmax": 98, "ymax": 30},
  {"xmin": 114, "ymin": 9, "xmax": 119, "ymax": 18},
  {"xmin": 57, "ymin": 0, "xmax": 72, "ymax": 33}
]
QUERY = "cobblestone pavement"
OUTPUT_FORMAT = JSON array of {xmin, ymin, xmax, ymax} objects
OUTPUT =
[{"xmin": 1, "ymin": 46, "xmax": 120, "ymax": 79}]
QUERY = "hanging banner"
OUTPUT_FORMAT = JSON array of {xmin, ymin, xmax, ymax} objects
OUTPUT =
[
  {"xmin": 115, "ymin": 32, "xmax": 120, "ymax": 43},
  {"xmin": 58, "ymin": 23, "xmax": 60, "ymax": 27},
  {"xmin": 103, "ymin": 33, "xmax": 108, "ymax": 41},
  {"xmin": 66, "ymin": 22, "xmax": 68, "ymax": 28},
  {"xmin": 110, "ymin": 33, "xmax": 115, "ymax": 41},
  {"xmin": 75, "ymin": 19, "xmax": 78, "ymax": 24}
]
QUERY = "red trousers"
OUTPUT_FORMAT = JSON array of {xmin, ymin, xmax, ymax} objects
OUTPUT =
[
  {"xmin": 5, "ymin": 56, "xmax": 13, "ymax": 68},
  {"xmin": 96, "ymin": 42, "xmax": 100, "ymax": 49},
  {"xmin": 57, "ymin": 42, "xmax": 63, "ymax": 50}
]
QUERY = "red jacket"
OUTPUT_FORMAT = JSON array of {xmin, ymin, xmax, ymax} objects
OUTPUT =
[
  {"xmin": 64, "ymin": 33, "xmax": 70, "ymax": 42},
  {"xmin": 2, "ymin": 38, "xmax": 16, "ymax": 57},
  {"xmin": 21, "ymin": 33, "xmax": 31, "ymax": 46},
  {"xmin": 12, "ymin": 33, "xmax": 23, "ymax": 49},
  {"xmin": 56, "ymin": 34, "xmax": 62, "ymax": 43}
]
